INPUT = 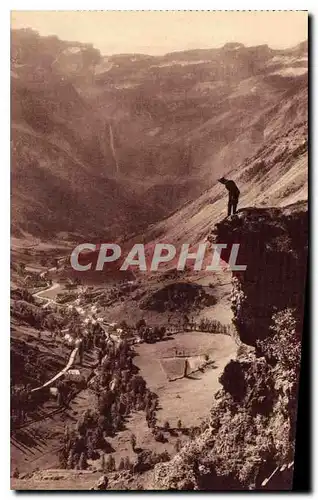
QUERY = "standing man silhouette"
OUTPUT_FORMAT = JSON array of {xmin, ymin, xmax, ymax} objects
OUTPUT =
[{"xmin": 218, "ymin": 177, "xmax": 240, "ymax": 216}]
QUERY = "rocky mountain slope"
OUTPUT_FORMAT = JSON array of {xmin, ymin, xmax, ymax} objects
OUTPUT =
[
  {"xmin": 11, "ymin": 29, "xmax": 307, "ymax": 240},
  {"xmin": 150, "ymin": 204, "xmax": 307, "ymax": 490},
  {"xmin": 139, "ymin": 117, "xmax": 307, "ymax": 247}
]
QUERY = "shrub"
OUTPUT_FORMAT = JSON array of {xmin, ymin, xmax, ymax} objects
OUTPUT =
[
  {"xmin": 12, "ymin": 467, "xmax": 20, "ymax": 479},
  {"xmin": 106, "ymin": 455, "xmax": 116, "ymax": 472},
  {"xmin": 134, "ymin": 450, "xmax": 171, "ymax": 473},
  {"xmin": 154, "ymin": 431, "xmax": 166, "ymax": 443},
  {"xmin": 118, "ymin": 458, "xmax": 125, "ymax": 470},
  {"xmin": 174, "ymin": 439, "xmax": 182, "ymax": 452},
  {"xmin": 78, "ymin": 452, "xmax": 88, "ymax": 470},
  {"xmin": 258, "ymin": 308, "xmax": 301, "ymax": 375}
]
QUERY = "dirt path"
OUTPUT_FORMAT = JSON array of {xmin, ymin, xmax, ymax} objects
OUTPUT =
[
  {"xmin": 32, "ymin": 282, "xmax": 62, "ymax": 309},
  {"xmin": 33, "ymin": 282, "xmax": 60, "ymax": 299}
]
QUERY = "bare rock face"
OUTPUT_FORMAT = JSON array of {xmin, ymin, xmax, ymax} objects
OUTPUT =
[{"xmin": 212, "ymin": 203, "xmax": 308, "ymax": 346}]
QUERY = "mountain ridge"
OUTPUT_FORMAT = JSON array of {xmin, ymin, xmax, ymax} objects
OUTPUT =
[{"xmin": 11, "ymin": 29, "xmax": 308, "ymax": 241}]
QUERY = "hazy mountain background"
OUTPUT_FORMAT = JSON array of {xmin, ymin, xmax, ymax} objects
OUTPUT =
[{"xmin": 11, "ymin": 28, "xmax": 307, "ymax": 241}]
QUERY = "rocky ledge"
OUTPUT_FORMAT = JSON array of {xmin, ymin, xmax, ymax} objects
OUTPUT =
[{"xmin": 213, "ymin": 201, "xmax": 308, "ymax": 346}]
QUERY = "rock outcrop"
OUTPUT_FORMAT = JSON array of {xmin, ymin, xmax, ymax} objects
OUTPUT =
[{"xmin": 213, "ymin": 202, "xmax": 308, "ymax": 346}]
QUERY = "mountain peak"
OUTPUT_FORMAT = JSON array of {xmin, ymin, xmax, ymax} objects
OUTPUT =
[{"xmin": 222, "ymin": 42, "xmax": 245, "ymax": 50}]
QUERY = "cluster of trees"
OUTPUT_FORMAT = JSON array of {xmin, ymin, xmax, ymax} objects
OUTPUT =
[
  {"xmin": 11, "ymin": 299, "xmax": 47, "ymax": 329},
  {"xmin": 12, "ymin": 263, "xmax": 50, "ymax": 289},
  {"xmin": 11, "ymin": 301, "xmax": 89, "ymax": 426},
  {"xmin": 11, "ymin": 383, "xmax": 58, "ymax": 427},
  {"xmin": 137, "ymin": 316, "xmax": 231, "ymax": 336},
  {"xmin": 100, "ymin": 449, "xmax": 171, "ymax": 475},
  {"xmin": 11, "ymin": 288, "xmax": 64, "ymax": 333},
  {"xmin": 140, "ymin": 283, "xmax": 217, "ymax": 313},
  {"xmin": 11, "ymin": 333, "xmax": 61, "ymax": 385},
  {"xmin": 75, "ymin": 320, "xmax": 105, "ymax": 352},
  {"xmin": 195, "ymin": 318, "xmax": 233, "ymax": 335},
  {"xmin": 59, "ymin": 414, "xmax": 109, "ymax": 470},
  {"xmin": 135, "ymin": 319, "xmax": 166, "ymax": 343},
  {"xmin": 60, "ymin": 339, "xmax": 160, "ymax": 469},
  {"xmin": 112, "ymin": 315, "xmax": 232, "ymax": 347},
  {"xmin": 11, "ymin": 377, "xmax": 82, "ymax": 427},
  {"xmin": 56, "ymin": 292, "xmax": 78, "ymax": 304},
  {"xmin": 11, "ymin": 385, "xmax": 33, "ymax": 426},
  {"xmin": 95, "ymin": 282, "xmax": 139, "ymax": 308},
  {"xmin": 11, "ymin": 287, "xmax": 35, "ymax": 303}
]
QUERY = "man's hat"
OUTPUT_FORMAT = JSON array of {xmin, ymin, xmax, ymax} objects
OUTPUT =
[{"xmin": 218, "ymin": 177, "xmax": 226, "ymax": 182}]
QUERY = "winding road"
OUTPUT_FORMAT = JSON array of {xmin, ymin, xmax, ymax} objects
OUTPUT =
[
  {"xmin": 30, "ymin": 348, "xmax": 79, "ymax": 393},
  {"xmin": 33, "ymin": 282, "xmax": 61, "ymax": 309},
  {"xmin": 30, "ymin": 282, "xmax": 78, "ymax": 393},
  {"xmin": 30, "ymin": 284, "xmax": 117, "ymax": 394}
]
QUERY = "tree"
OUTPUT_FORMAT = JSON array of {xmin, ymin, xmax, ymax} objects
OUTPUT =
[
  {"xmin": 163, "ymin": 420, "xmax": 170, "ymax": 431},
  {"xmin": 130, "ymin": 433, "xmax": 136, "ymax": 452},
  {"xmin": 106, "ymin": 454, "xmax": 116, "ymax": 472},
  {"xmin": 160, "ymin": 326, "xmax": 166, "ymax": 338},
  {"xmin": 64, "ymin": 424, "xmax": 70, "ymax": 441},
  {"xmin": 17, "ymin": 263, "xmax": 25, "ymax": 276},
  {"xmin": 124, "ymin": 456, "xmax": 132, "ymax": 471},
  {"xmin": 59, "ymin": 449, "xmax": 68, "ymax": 469},
  {"xmin": 136, "ymin": 318, "xmax": 146, "ymax": 330},
  {"xmin": 120, "ymin": 320, "xmax": 128, "ymax": 331},
  {"xmin": 183, "ymin": 314, "xmax": 190, "ymax": 330},
  {"xmin": 259, "ymin": 308, "xmax": 301, "ymax": 373},
  {"xmin": 174, "ymin": 439, "xmax": 182, "ymax": 453},
  {"xmin": 78, "ymin": 452, "xmax": 88, "ymax": 470},
  {"xmin": 67, "ymin": 449, "xmax": 75, "ymax": 469},
  {"xmin": 12, "ymin": 467, "xmax": 20, "ymax": 479},
  {"xmin": 131, "ymin": 375, "xmax": 146, "ymax": 395},
  {"xmin": 79, "ymin": 340, "xmax": 84, "ymax": 365},
  {"xmin": 101, "ymin": 454, "xmax": 106, "ymax": 473},
  {"xmin": 148, "ymin": 410, "xmax": 157, "ymax": 429},
  {"xmin": 118, "ymin": 458, "xmax": 125, "ymax": 470}
]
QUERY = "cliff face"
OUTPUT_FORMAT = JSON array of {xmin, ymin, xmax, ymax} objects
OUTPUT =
[
  {"xmin": 152, "ymin": 203, "xmax": 307, "ymax": 491},
  {"xmin": 213, "ymin": 202, "xmax": 308, "ymax": 346}
]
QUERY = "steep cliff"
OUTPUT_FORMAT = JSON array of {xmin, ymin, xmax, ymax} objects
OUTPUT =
[
  {"xmin": 152, "ymin": 203, "xmax": 307, "ymax": 490},
  {"xmin": 213, "ymin": 202, "xmax": 308, "ymax": 346}
]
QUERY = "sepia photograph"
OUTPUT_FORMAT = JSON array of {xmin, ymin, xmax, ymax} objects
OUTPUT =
[{"xmin": 10, "ymin": 10, "xmax": 308, "ymax": 491}]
